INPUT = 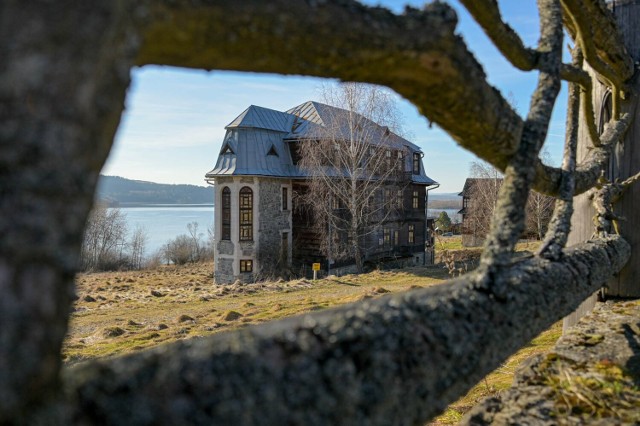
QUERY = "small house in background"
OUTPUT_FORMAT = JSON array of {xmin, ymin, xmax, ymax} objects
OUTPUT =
[
  {"xmin": 458, "ymin": 177, "xmax": 503, "ymax": 247},
  {"xmin": 205, "ymin": 101, "xmax": 438, "ymax": 284}
]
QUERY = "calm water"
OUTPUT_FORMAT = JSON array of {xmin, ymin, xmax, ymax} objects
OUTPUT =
[
  {"xmin": 117, "ymin": 205, "xmax": 214, "ymax": 255},
  {"xmin": 116, "ymin": 205, "xmax": 455, "ymax": 257}
]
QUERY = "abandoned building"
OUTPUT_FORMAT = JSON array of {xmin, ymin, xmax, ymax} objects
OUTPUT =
[
  {"xmin": 205, "ymin": 101, "xmax": 438, "ymax": 283},
  {"xmin": 458, "ymin": 177, "xmax": 503, "ymax": 247}
]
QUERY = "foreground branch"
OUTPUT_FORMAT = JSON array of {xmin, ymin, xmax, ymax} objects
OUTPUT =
[
  {"xmin": 53, "ymin": 237, "xmax": 629, "ymax": 425},
  {"xmin": 539, "ymin": 51, "xmax": 582, "ymax": 259}
]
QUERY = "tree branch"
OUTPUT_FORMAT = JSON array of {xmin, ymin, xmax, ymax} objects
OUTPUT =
[
  {"xmin": 479, "ymin": 0, "xmax": 563, "ymax": 268},
  {"xmin": 534, "ymin": 112, "xmax": 631, "ymax": 195},
  {"xmin": 539, "ymin": 51, "xmax": 582, "ymax": 259},
  {"xmin": 561, "ymin": 0, "xmax": 634, "ymax": 85},
  {"xmin": 55, "ymin": 237, "xmax": 629, "ymax": 426}
]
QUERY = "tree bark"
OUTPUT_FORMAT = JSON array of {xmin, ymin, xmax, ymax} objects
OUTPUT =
[
  {"xmin": 0, "ymin": 0, "xmax": 636, "ymax": 423},
  {"xmin": 56, "ymin": 237, "xmax": 629, "ymax": 425},
  {"xmin": 0, "ymin": 1, "xmax": 139, "ymax": 419}
]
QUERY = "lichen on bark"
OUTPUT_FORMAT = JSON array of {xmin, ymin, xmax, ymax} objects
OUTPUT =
[{"xmin": 0, "ymin": 0, "xmax": 637, "ymax": 424}]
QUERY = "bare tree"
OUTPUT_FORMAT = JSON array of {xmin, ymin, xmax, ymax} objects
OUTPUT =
[
  {"xmin": 462, "ymin": 161, "xmax": 503, "ymax": 245},
  {"xmin": 164, "ymin": 235, "xmax": 194, "ymax": 265},
  {"xmin": 526, "ymin": 190, "xmax": 556, "ymax": 240},
  {"xmin": 298, "ymin": 83, "xmax": 409, "ymax": 272},
  {"xmin": 187, "ymin": 221, "xmax": 202, "ymax": 262},
  {"xmin": 80, "ymin": 204, "xmax": 128, "ymax": 271},
  {"xmin": 165, "ymin": 222, "xmax": 206, "ymax": 265},
  {"xmin": 2, "ymin": 1, "xmax": 640, "ymax": 424},
  {"xmin": 129, "ymin": 225, "xmax": 148, "ymax": 270}
]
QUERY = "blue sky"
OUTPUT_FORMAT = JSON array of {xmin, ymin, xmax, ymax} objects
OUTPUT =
[{"xmin": 102, "ymin": 0, "xmax": 568, "ymax": 193}]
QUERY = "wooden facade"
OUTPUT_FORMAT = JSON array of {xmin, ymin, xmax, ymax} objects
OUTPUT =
[{"xmin": 569, "ymin": 1, "xmax": 640, "ymax": 299}]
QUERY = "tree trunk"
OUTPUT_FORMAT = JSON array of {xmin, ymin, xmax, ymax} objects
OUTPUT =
[{"xmin": 0, "ymin": 2, "xmax": 137, "ymax": 419}]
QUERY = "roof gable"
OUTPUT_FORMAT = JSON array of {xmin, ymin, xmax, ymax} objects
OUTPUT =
[{"xmin": 226, "ymin": 105, "xmax": 294, "ymax": 132}]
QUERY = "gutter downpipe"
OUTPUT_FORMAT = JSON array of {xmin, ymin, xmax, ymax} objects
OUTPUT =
[{"xmin": 425, "ymin": 183, "xmax": 440, "ymax": 265}]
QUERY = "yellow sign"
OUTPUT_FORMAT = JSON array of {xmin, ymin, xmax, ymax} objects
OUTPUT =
[{"xmin": 312, "ymin": 263, "xmax": 321, "ymax": 271}]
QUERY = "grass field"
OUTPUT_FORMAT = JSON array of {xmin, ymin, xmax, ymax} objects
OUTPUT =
[{"xmin": 66, "ymin": 239, "xmax": 557, "ymax": 423}]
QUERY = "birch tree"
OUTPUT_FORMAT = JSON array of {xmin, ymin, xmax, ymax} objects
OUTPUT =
[
  {"xmin": 80, "ymin": 204, "xmax": 128, "ymax": 271},
  {"xmin": 298, "ymin": 83, "xmax": 409, "ymax": 272},
  {"xmin": 1, "ymin": 1, "xmax": 639, "ymax": 424},
  {"xmin": 465, "ymin": 161, "xmax": 503, "ymax": 244}
]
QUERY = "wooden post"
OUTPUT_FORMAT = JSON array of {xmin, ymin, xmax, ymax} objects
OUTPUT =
[
  {"xmin": 569, "ymin": 0, "xmax": 640, "ymax": 306},
  {"xmin": 606, "ymin": 0, "xmax": 640, "ymax": 297}
]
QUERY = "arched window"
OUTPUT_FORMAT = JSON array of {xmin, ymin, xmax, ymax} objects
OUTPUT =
[
  {"xmin": 221, "ymin": 187, "xmax": 231, "ymax": 240},
  {"xmin": 239, "ymin": 186, "xmax": 253, "ymax": 241}
]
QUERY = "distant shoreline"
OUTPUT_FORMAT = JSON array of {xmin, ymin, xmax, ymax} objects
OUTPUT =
[{"xmin": 108, "ymin": 203, "xmax": 214, "ymax": 208}]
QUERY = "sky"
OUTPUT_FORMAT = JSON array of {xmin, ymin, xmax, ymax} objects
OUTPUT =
[{"xmin": 102, "ymin": 0, "xmax": 569, "ymax": 194}]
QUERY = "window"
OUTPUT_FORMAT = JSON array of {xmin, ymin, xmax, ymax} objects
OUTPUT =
[
  {"xmin": 397, "ymin": 151, "xmax": 404, "ymax": 172},
  {"xmin": 221, "ymin": 187, "xmax": 231, "ymax": 240},
  {"xmin": 385, "ymin": 188, "xmax": 392, "ymax": 205},
  {"xmin": 396, "ymin": 189, "xmax": 403, "ymax": 208},
  {"xmin": 383, "ymin": 228, "xmax": 390, "ymax": 246},
  {"xmin": 412, "ymin": 190, "xmax": 420, "ymax": 209},
  {"xmin": 413, "ymin": 153, "xmax": 421, "ymax": 174},
  {"xmin": 386, "ymin": 149, "xmax": 392, "ymax": 168},
  {"xmin": 239, "ymin": 186, "xmax": 253, "ymax": 241},
  {"xmin": 221, "ymin": 144, "xmax": 235, "ymax": 155},
  {"xmin": 408, "ymin": 225, "xmax": 415, "ymax": 244},
  {"xmin": 463, "ymin": 197, "xmax": 469, "ymax": 208},
  {"xmin": 240, "ymin": 259, "xmax": 253, "ymax": 273},
  {"xmin": 393, "ymin": 230, "xmax": 399, "ymax": 246},
  {"xmin": 332, "ymin": 196, "xmax": 340, "ymax": 210},
  {"xmin": 282, "ymin": 187, "xmax": 288, "ymax": 210}
]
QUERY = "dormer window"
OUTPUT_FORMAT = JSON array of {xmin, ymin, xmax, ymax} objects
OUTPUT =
[
  {"xmin": 413, "ymin": 153, "xmax": 421, "ymax": 174},
  {"xmin": 221, "ymin": 144, "xmax": 235, "ymax": 155}
]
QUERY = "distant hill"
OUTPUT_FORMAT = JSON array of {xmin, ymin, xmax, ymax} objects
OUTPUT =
[
  {"xmin": 429, "ymin": 192, "xmax": 461, "ymax": 201},
  {"xmin": 428, "ymin": 192, "xmax": 461, "ymax": 210},
  {"xmin": 96, "ymin": 175, "xmax": 214, "ymax": 206}
]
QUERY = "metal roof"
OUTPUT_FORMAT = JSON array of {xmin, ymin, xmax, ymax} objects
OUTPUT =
[
  {"xmin": 226, "ymin": 105, "xmax": 294, "ymax": 132},
  {"xmin": 206, "ymin": 101, "xmax": 438, "ymax": 186}
]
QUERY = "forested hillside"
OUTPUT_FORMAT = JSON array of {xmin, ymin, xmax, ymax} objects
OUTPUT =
[{"xmin": 96, "ymin": 175, "xmax": 214, "ymax": 205}]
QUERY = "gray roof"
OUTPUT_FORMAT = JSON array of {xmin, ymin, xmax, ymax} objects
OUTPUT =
[
  {"xmin": 285, "ymin": 101, "xmax": 421, "ymax": 151},
  {"xmin": 226, "ymin": 105, "xmax": 294, "ymax": 132},
  {"xmin": 206, "ymin": 101, "xmax": 437, "ymax": 186}
]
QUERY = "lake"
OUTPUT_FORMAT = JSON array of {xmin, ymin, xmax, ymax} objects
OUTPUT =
[
  {"xmin": 116, "ymin": 205, "xmax": 214, "ymax": 255},
  {"xmin": 115, "ymin": 205, "xmax": 457, "ymax": 258}
]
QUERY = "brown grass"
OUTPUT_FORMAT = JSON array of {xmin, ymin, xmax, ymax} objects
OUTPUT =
[
  {"xmin": 67, "ymin": 259, "xmax": 560, "ymax": 423},
  {"xmin": 66, "ymin": 262, "xmax": 451, "ymax": 363}
]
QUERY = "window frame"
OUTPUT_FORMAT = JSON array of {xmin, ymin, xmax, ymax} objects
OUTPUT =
[
  {"xmin": 240, "ymin": 259, "xmax": 253, "ymax": 273},
  {"xmin": 408, "ymin": 224, "xmax": 415, "ymax": 244},
  {"xmin": 282, "ymin": 187, "xmax": 288, "ymax": 211},
  {"xmin": 412, "ymin": 190, "xmax": 420, "ymax": 209},
  {"xmin": 239, "ymin": 186, "xmax": 253, "ymax": 241},
  {"xmin": 221, "ymin": 186, "xmax": 231, "ymax": 240},
  {"xmin": 413, "ymin": 153, "xmax": 421, "ymax": 174}
]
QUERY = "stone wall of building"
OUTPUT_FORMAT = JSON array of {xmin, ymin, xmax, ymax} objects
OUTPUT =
[
  {"xmin": 214, "ymin": 258, "xmax": 234, "ymax": 283},
  {"xmin": 213, "ymin": 176, "xmax": 259, "ymax": 284},
  {"xmin": 213, "ymin": 177, "xmax": 292, "ymax": 283},
  {"xmin": 257, "ymin": 178, "xmax": 292, "ymax": 279}
]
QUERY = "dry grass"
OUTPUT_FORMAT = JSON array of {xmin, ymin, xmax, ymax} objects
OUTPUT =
[
  {"xmin": 67, "ymin": 259, "xmax": 560, "ymax": 423},
  {"xmin": 65, "ymin": 262, "xmax": 451, "ymax": 363},
  {"xmin": 435, "ymin": 235, "xmax": 542, "ymax": 253},
  {"xmin": 431, "ymin": 322, "xmax": 563, "ymax": 424}
]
